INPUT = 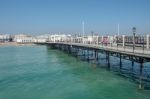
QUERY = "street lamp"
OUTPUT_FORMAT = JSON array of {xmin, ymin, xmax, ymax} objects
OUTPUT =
[
  {"xmin": 132, "ymin": 27, "xmax": 136, "ymax": 53},
  {"xmin": 142, "ymin": 36, "xmax": 144, "ymax": 53},
  {"xmin": 117, "ymin": 35, "xmax": 118, "ymax": 50},
  {"xmin": 91, "ymin": 31, "xmax": 94, "ymax": 44}
]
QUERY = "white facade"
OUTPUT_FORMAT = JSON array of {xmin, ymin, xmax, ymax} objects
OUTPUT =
[
  {"xmin": 13, "ymin": 34, "xmax": 34, "ymax": 43},
  {"xmin": 75, "ymin": 36, "xmax": 98, "ymax": 44},
  {"xmin": 73, "ymin": 36, "xmax": 83, "ymax": 43},
  {"xmin": 34, "ymin": 34, "xmax": 50, "ymax": 43},
  {"xmin": 13, "ymin": 34, "xmax": 31, "ymax": 42},
  {"xmin": 0, "ymin": 34, "xmax": 11, "ymax": 42},
  {"xmin": 34, "ymin": 38, "xmax": 47, "ymax": 43},
  {"xmin": 16, "ymin": 37, "xmax": 34, "ymax": 43},
  {"xmin": 50, "ymin": 34, "xmax": 71, "ymax": 42}
]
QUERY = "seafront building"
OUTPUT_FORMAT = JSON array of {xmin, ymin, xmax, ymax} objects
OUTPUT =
[
  {"xmin": 73, "ymin": 35, "xmax": 99, "ymax": 44},
  {"xmin": 34, "ymin": 34, "xmax": 51, "ymax": 43},
  {"xmin": 49, "ymin": 34, "xmax": 71, "ymax": 43},
  {"xmin": 13, "ymin": 34, "xmax": 49, "ymax": 43},
  {"xmin": 13, "ymin": 34, "xmax": 34, "ymax": 43},
  {"xmin": 0, "ymin": 34, "xmax": 12, "ymax": 42},
  {"xmin": 72, "ymin": 35, "xmax": 115, "ymax": 45}
]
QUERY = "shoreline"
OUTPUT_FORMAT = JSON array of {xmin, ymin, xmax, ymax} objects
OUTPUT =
[{"xmin": 0, "ymin": 42, "xmax": 36, "ymax": 46}]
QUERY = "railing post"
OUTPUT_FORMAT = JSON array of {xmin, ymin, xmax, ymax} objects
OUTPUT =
[
  {"xmin": 147, "ymin": 35, "xmax": 149, "ymax": 49},
  {"xmin": 54, "ymin": 35, "xmax": 56, "ymax": 43},
  {"xmin": 117, "ymin": 35, "xmax": 118, "ymax": 50},
  {"xmin": 107, "ymin": 35, "xmax": 109, "ymax": 47},
  {"xmin": 97, "ymin": 36, "xmax": 99, "ymax": 45},
  {"xmin": 122, "ymin": 35, "xmax": 125, "ymax": 48},
  {"xmin": 142, "ymin": 36, "xmax": 144, "ymax": 53},
  {"xmin": 102, "ymin": 35, "xmax": 103, "ymax": 46}
]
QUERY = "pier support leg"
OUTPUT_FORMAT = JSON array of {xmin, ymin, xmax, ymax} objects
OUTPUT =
[
  {"xmin": 131, "ymin": 61, "xmax": 134, "ymax": 76},
  {"xmin": 87, "ymin": 49, "xmax": 90, "ymax": 61},
  {"xmin": 78, "ymin": 48, "xmax": 79, "ymax": 54},
  {"xmin": 96, "ymin": 52, "xmax": 99, "ymax": 61},
  {"xmin": 130, "ymin": 60, "xmax": 134, "ymax": 79},
  {"xmin": 132, "ymin": 61, "xmax": 134, "ymax": 67},
  {"xmin": 59, "ymin": 45, "xmax": 61, "ymax": 50},
  {"xmin": 132, "ymin": 61, "xmax": 134, "ymax": 71},
  {"xmin": 106, "ymin": 52, "xmax": 108, "ymax": 63},
  {"xmin": 75, "ymin": 48, "xmax": 78, "ymax": 57},
  {"xmin": 94, "ymin": 50, "xmax": 96, "ymax": 59},
  {"xmin": 139, "ymin": 59, "xmax": 144, "ymax": 90},
  {"xmin": 108, "ymin": 52, "xmax": 110, "ymax": 69},
  {"xmin": 131, "ymin": 56, "xmax": 134, "ymax": 72},
  {"xmin": 94, "ymin": 50, "xmax": 98, "ymax": 62},
  {"xmin": 119, "ymin": 54, "xmax": 122, "ymax": 69},
  {"xmin": 68, "ymin": 45, "xmax": 71, "ymax": 54},
  {"xmin": 72, "ymin": 48, "xmax": 74, "ymax": 55},
  {"xmin": 82, "ymin": 49, "xmax": 84, "ymax": 55},
  {"xmin": 106, "ymin": 52, "xmax": 110, "ymax": 69},
  {"xmin": 83, "ymin": 49, "xmax": 85, "ymax": 58},
  {"xmin": 70, "ymin": 47, "xmax": 72, "ymax": 55}
]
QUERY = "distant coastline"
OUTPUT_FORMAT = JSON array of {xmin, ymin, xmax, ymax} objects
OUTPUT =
[{"xmin": 0, "ymin": 42, "xmax": 35, "ymax": 46}]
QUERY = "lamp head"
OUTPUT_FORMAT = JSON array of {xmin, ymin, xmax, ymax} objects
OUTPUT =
[{"xmin": 132, "ymin": 27, "xmax": 136, "ymax": 33}]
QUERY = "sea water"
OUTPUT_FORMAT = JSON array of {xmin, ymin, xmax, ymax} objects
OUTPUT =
[{"xmin": 0, "ymin": 45, "xmax": 149, "ymax": 99}]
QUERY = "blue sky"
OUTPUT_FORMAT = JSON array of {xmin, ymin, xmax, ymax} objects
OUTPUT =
[{"xmin": 0, "ymin": 0, "xmax": 150, "ymax": 35}]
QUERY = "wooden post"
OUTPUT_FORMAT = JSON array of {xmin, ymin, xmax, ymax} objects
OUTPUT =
[{"xmin": 147, "ymin": 35, "xmax": 149, "ymax": 49}]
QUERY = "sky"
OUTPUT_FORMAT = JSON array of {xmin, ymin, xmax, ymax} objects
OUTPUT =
[{"xmin": 0, "ymin": 0, "xmax": 150, "ymax": 35}]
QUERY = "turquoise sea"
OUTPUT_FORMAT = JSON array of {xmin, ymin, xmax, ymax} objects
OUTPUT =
[{"xmin": 0, "ymin": 45, "xmax": 150, "ymax": 99}]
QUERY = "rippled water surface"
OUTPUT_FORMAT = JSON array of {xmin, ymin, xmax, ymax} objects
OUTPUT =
[{"xmin": 0, "ymin": 45, "xmax": 150, "ymax": 99}]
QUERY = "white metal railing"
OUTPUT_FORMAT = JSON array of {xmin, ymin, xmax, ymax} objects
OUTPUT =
[{"xmin": 46, "ymin": 40, "xmax": 150, "ymax": 55}]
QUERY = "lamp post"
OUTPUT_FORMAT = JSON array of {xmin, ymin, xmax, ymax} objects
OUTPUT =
[
  {"xmin": 91, "ymin": 31, "xmax": 94, "ymax": 44},
  {"xmin": 142, "ymin": 36, "xmax": 144, "ymax": 53},
  {"xmin": 132, "ymin": 27, "xmax": 136, "ymax": 53},
  {"xmin": 117, "ymin": 35, "xmax": 118, "ymax": 50}
]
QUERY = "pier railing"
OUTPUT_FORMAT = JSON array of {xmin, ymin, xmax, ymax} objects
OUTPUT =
[{"xmin": 46, "ymin": 41, "xmax": 150, "ymax": 55}]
